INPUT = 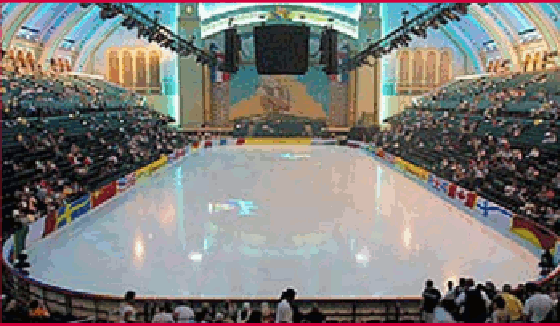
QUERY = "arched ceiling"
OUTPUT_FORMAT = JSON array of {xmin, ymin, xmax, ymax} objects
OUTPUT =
[{"xmin": 3, "ymin": 3, "xmax": 559, "ymax": 74}]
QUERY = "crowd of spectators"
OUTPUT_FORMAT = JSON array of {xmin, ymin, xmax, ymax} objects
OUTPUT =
[
  {"xmin": 2, "ymin": 107, "xmax": 192, "ymax": 240},
  {"xmin": 421, "ymin": 277, "xmax": 558, "ymax": 323},
  {"xmin": 350, "ymin": 70, "xmax": 560, "ymax": 235}
]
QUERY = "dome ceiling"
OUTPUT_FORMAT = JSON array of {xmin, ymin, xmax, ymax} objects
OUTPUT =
[{"xmin": 3, "ymin": 3, "xmax": 558, "ymax": 74}]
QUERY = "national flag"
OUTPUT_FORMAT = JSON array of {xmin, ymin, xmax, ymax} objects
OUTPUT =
[
  {"xmin": 437, "ymin": 179, "xmax": 449, "ymax": 194},
  {"xmin": 448, "ymin": 183, "xmax": 457, "ymax": 198},
  {"xmin": 428, "ymin": 174, "xmax": 440, "ymax": 189},
  {"xmin": 476, "ymin": 197, "xmax": 513, "ymax": 219},
  {"xmin": 211, "ymin": 54, "xmax": 230, "ymax": 83},
  {"xmin": 328, "ymin": 53, "xmax": 349, "ymax": 83},
  {"xmin": 454, "ymin": 186, "xmax": 478, "ymax": 209},
  {"xmin": 56, "ymin": 195, "xmax": 91, "ymax": 229},
  {"xmin": 117, "ymin": 173, "xmax": 136, "ymax": 192},
  {"xmin": 91, "ymin": 181, "xmax": 117, "ymax": 208},
  {"xmin": 192, "ymin": 141, "xmax": 200, "ymax": 149},
  {"xmin": 43, "ymin": 210, "xmax": 58, "ymax": 237},
  {"xmin": 236, "ymin": 138, "xmax": 245, "ymax": 145},
  {"xmin": 205, "ymin": 140, "xmax": 213, "ymax": 148},
  {"xmin": 511, "ymin": 217, "xmax": 557, "ymax": 252}
]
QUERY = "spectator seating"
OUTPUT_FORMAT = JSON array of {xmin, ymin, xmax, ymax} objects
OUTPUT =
[{"xmin": 351, "ymin": 70, "xmax": 560, "ymax": 234}]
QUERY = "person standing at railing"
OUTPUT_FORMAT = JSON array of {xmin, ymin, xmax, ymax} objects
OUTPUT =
[
  {"xmin": 523, "ymin": 282, "xmax": 555, "ymax": 323},
  {"xmin": 421, "ymin": 279, "xmax": 442, "ymax": 323},
  {"xmin": 152, "ymin": 303, "xmax": 174, "ymax": 323},
  {"xmin": 276, "ymin": 290, "xmax": 294, "ymax": 323},
  {"xmin": 174, "ymin": 301, "xmax": 195, "ymax": 323},
  {"xmin": 119, "ymin": 291, "xmax": 136, "ymax": 323}
]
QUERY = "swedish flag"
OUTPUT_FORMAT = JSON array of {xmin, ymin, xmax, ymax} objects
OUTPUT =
[{"xmin": 56, "ymin": 195, "xmax": 91, "ymax": 229}]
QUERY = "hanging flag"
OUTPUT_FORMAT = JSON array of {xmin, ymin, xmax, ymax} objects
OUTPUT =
[
  {"xmin": 56, "ymin": 195, "xmax": 91, "ymax": 229},
  {"xmin": 454, "ymin": 186, "xmax": 478, "ymax": 209},
  {"xmin": 511, "ymin": 217, "xmax": 557, "ymax": 252},
  {"xmin": 476, "ymin": 197, "xmax": 513, "ymax": 219},
  {"xmin": 211, "ymin": 53, "xmax": 231, "ymax": 83},
  {"xmin": 328, "ymin": 52, "xmax": 348, "ymax": 83}
]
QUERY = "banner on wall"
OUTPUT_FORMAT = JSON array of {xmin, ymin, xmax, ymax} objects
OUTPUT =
[
  {"xmin": 91, "ymin": 181, "xmax": 117, "ymax": 208},
  {"xmin": 311, "ymin": 139, "xmax": 336, "ymax": 145},
  {"xmin": 135, "ymin": 165, "xmax": 152, "ymax": 181},
  {"xmin": 220, "ymin": 139, "xmax": 228, "ymax": 146},
  {"xmin": 397, "ymin": 160, "xmax": 429, "ymax": 182},
  {"xmin": 511, "ymin": 217, "xmax": 558, "ymax": 252},
  {"xmin": 347, "ymin": 140, "xmax": 360, "ymax": 148},
  {"xmin": 205, "ymin": 140, "xmax": 213, "ymax": 148},
  {"xmin": 476, "ymin": 197, "xmax": 513, "ymax": 221},
  {"xmin": 236, "ymin": 138, "xmax": 245, "ymax": 145},
  {"xmin": 56, "ymin": 195, "xmax": 91, "ymax": 229},
  {"xmin": 447, "ymin": 183, "xmax": 477, "ymax": 209},
  {"xmin": 428, "ymin": 174, "xmax": 449, "ymax": 193},
  {"xmin": 117, "ymin": 173, "xmax": 136, "ymax": 193},
  {"xmin": 384, "ymin": 153, "xmax": 396, "ymax": 164},
  {"xmin": 192, "ymin": 141, "xmax": 200, "ymax": 149},
  {"xmin": 43, "ymin": 210, "xmax": 58, "ymax": 238}
]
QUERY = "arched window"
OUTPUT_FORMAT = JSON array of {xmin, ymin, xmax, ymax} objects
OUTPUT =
[
  {"xmin": 135, "ymin": 51, "xmax": 147, "ymax": 87},
  {"xmin": 108, "ymin": 50, "xmax": 120, "ymax": 84},
  {"xmin": 413, "ymin": 50, "xmax": 423, "ymax": 86},
  {"xmin": 122, "ymin": 50, "xmax": 134, "ymax": 87},
  {"xmin": 399, "ymin": 51, "xmax": 410, "ymax": 86},
  {"xmin": 440, "ymin": 50, "xmax": 451, "ymax": 84},
  {"xmin": 149, "ymin": 51, "xmax": 160, "ymax": 89},
  {"xmin": 426, "ymin": 51, "xmax": 437, "ymax": 86}
]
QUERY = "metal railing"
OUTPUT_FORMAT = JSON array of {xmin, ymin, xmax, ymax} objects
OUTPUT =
[{"xmin": 3, "ymin": 261, "xmax": 423, "ymax": 323}]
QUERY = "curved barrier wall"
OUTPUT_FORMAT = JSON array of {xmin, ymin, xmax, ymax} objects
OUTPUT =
[{"xmin": 3, "ymin": 138, "xmax": 559, "ymax": 322}]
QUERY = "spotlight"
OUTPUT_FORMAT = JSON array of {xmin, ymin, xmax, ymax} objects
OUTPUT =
[
  {"xmin": 436, "ymin": 14, "xmax": 448, "ymax": 25},
  {"xmin": 121, "ymin": 16, "xmax": 136, "ymax": 30},
  {"xmin": 454, "ymin": 3, "xmax": 469, "ymax": 16},
  {"xmin": 442, "ymin": 9, "xmax": 460, "ymax": 22},
  {"xmin": 428, "ymin": 18, "xmax": 440, "ymax": 30}
]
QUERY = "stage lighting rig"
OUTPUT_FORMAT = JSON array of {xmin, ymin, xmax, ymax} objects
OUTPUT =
[
  {"xmin": 340, "ymin": 3, "xmax": 472, "ymax": 73},
  {"xmin": 84, "ymin": 3, "xmax": 216, "ymax": 66}
]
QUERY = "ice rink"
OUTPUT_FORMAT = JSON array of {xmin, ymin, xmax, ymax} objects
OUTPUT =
[{"xmin": 26, "ymin": 145, "xmax": 538, "ymax": 297}]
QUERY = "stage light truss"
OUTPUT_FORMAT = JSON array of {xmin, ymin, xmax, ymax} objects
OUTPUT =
[
  {"xmin": 341, "ymin": 3, "xmax": 473, "ymax": 73},
  {"xmin": 85, "ymin": 3, "xmax": 217, "ymax": 67}
]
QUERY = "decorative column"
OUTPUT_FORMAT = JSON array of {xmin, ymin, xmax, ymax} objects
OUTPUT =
[
  {"xmin": 356, "ymin": 3, "xmax": 381, "ymax": 126},
  {"xmin": 178, "ymin": 3, "xmax": 204, "ymax": 127}
]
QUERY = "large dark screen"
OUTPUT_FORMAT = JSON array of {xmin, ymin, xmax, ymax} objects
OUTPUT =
[{"xmin": 254, "ymin": 25, "xmax": 310, "ymax": 75}]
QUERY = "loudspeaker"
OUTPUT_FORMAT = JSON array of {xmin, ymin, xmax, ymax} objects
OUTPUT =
[
  {"xmin": 324, "ymin": 29, "xmax": 338, "ymax": 75},
  {"xmin": 224, "ymin": 28, "xmax": 238, "ymax": 73}
]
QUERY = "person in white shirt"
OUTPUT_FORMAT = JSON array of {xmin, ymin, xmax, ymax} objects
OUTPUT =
[
  {"xmin": 152, "ymin": 304, "xmax": 174, "ymax": 323},
  {"xmin": 276, "ymin": 290, "xmax": 295, "ymax": 323},
  {"xmin": 174, "ymin": 302, "xmax": 195, "ymax": 323},
  {"xmin": 237, "ymin": 302, "xmax": 251, "ymax": 323},
  {"xmin": 119, "ymin": 291, "xmax": 136, "ymax": 323},
  {"xmin": 276, "ymin": 298, "xmax": 292, "ymax": 323},
  {"xmin": 523, "ymin": 283, "xmax": 554, "ymax": 322}
]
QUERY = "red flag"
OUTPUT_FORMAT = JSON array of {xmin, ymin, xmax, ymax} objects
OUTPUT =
[
  {"xmin": 43, "ymin": 210, "xmax": 57, "ymax": 237},
  {"xmin": 456, "ymin": 187, "xmax": 477, "ymax": 208},
  {"xmin": 448, "ymin": 183, "xmax": 457, "ymax": 198},
  {"xmin": 91, "ymin": 181, "xmax": 117, "ymax": 208}
]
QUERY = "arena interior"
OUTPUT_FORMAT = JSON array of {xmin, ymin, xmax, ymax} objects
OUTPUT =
[{"xmin": 2, "ymin": 2, "xmax": 560, "ymax": 323}]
